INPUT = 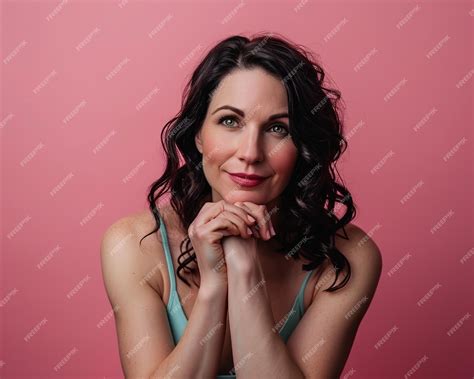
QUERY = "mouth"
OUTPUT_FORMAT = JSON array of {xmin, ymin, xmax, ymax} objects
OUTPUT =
[{"xmin": 227, "ymin": 172, "xmax": 268, "ymax": 187}]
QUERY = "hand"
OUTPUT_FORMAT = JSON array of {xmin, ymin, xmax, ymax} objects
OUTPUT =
[
  {"xmin": 236, "ymin": 201, "xmax": 276, "ymax": 241},
  {"xmin": 188, "ymin": 200, "xmax": 256, "ymax": 288},
  {"xmin": 221, "ymin": 202, "xmax": 276, "ymax": 273}
]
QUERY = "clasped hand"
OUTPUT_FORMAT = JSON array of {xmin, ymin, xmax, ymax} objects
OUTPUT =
[{"xmin": 222, "ymin": 201, "xmax": 276, "ymax": 274}]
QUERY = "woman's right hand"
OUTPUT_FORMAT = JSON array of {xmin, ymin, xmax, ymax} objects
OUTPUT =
[{"xmin": 187, "ymin": 200, "xmax": 256, "ymax": 288}]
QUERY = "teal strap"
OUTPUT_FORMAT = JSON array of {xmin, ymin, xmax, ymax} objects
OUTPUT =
[
  {"xmin": 158, "ymin": 212, "xmax": 177, "ymax": 297},
  {"xmin": 297, "ymin": 270, "xmax": 314, "ymax": 315},
  {"xmin": 277, "ymin": 269, "xmax": 315, "ymax": 343}
]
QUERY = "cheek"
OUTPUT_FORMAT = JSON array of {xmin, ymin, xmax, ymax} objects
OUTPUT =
[
  {"xmin": 200, "ymin": 127, "xmax": 221, "ymax": 153},
  {"xmin": 201, "ymin": 137, "xmax": 230, "ymax": 176},
  {"xmin": 198, "ymin": 130, "xmax": 226, "ymax": 164},
  {"xmin": 270, "ymin": 142, "xmax": 298, "ymax": 177}
]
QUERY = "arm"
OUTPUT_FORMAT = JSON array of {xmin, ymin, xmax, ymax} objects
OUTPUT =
[
  {"xmin": 225, "ymin": 224, "xmax": 382, "ymax": 378},
  {"xmin": 284, "ymin": 225, "xmax": 383, "ymax": 378},
  {"xmin": 152, "ymin": 284, "xmax": 228, "ymax": 379},
  {"xmin": 226, "ymin": 255, "xmax": 304, "ymax": 378},
  {"xmin": 100, "ymin": 216, "xmax": 228, "ymax": 379}
]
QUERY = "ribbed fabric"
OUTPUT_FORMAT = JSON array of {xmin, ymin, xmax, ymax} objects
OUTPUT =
[{"xmin": 158, "ymin": 212, "xmax": 313, "ymax": 378}]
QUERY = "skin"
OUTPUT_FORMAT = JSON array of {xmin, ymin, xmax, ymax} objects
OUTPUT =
[
  {"xmin": 101, "ymin": 66, "xmax": 382, "ymax": 378},
  {"xmin": 192, "ymin": 67, "xmax": 307, "ymax": 376},
  {"xmin": 194, "ymin": 67, "xmax": 299, "ymax": 268}
]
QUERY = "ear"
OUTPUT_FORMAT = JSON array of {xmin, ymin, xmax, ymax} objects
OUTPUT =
[{"xmin": 195, "ymin": 130, "xmax": 203, "ymax": 154}]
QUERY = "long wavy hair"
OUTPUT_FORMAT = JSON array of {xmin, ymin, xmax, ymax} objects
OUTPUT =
[{"xmin": 139, "ymin": 32, "xmax": 357, "ymax": 292}]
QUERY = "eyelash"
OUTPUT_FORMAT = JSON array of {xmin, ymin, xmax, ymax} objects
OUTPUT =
[{"xmin": 217, "ymin": 115, "xmax": 289, "ymax": 135}]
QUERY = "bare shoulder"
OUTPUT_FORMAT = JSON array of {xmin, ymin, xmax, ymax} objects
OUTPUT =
[
  {"xmin": 99, "ymin": 210, "xmax": 176, "ymax": 377},
  {"xmin": 335, "ymin": 223, "xmax": 383, "ymax": 268},
  {"xmin": 286, "ymin": 228, "xmax": 383, "ymax": 378},
  {"xmin": 314, "ymin": 223, "xmax": 383, "ymax": 296},
  {"xmin": 100, "ymin": 209, "xmax": 166, "ymax": 297},
  {"xmin": 100, "ymin": 209, "xmax": 159, "ymax": 253}
]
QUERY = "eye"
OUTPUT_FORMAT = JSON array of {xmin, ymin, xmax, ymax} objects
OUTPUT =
[
  {"xmin": 270, "ymin": 124, "xmax": 289, "ymax": 135},
  {"xmin": 218, "ymin": 115, "xmax": 289, "ymax": 136},
  {"xmin": 218, "ymin": 115, "xmax": 239, "ymax": 128}
]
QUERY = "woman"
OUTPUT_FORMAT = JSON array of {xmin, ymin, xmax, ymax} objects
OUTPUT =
[{"xmin": 100, "ymin": 32, "xmax": 382, "ymax": 378}]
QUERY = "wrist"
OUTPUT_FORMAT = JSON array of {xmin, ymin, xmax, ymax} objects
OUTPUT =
[
  {"xmin": 227, "ymin": 260, "xmax": 264, "ymax": 290},
  {"xmin": 227, "ymin": 254, "xmax": 262, "ymax": 279},
  {"xmin": 198, "ymin": 276, "xmax": 228, "ymax": 299}
]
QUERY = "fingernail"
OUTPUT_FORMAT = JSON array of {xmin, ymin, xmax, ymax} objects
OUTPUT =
[
  {"xmin": 247, "ymin": 227, "xmax": 252, "ymax": 235},
  {"xmin": 270, "ymin": 223, "xmax": 276, "ymax": 236}
]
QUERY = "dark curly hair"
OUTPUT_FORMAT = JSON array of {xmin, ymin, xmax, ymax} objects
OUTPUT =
[{"xmin": 139, "ymin": 32, "xmax": 357, "ymax": 292}]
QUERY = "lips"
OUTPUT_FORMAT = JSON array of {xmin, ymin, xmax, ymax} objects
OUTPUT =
[
  {"xmin": 228, "ymin": 172, "xmax": 266, "ymax": 180},
  {"xmin": 227, "ymin": 172, "xmax": 267, "ymax": 187}
]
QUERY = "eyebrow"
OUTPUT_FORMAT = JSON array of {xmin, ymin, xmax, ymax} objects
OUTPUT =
[{"xmin": 211, "ymin": 105, "xmax": 289, "ymax": 121}]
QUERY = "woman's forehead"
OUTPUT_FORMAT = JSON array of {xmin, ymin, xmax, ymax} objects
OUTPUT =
[{"xmin": 209, "ymin": 69, "xmax": 288, "ymax": 115}]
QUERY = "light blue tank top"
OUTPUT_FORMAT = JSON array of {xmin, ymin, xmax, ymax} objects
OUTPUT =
[{"xmin": 158, "ymin": 212, "xmax": 314, "ymax": 379}]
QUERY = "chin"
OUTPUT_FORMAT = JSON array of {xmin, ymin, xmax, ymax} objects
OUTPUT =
[{"xmin": 223, "ymin": 192, "xmax": 262, "ymax": 204}]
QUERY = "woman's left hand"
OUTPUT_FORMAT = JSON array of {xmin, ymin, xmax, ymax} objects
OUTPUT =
[{"xmin": 222, "ymin": 201, "xmax": 276, "ymax": 273}]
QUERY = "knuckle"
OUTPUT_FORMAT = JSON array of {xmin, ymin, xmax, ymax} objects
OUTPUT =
[{"xmin": 194, "ymin": 227, "xmax": 204, "ymax": 239}]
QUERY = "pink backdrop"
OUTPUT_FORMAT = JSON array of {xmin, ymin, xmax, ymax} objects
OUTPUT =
[{"xmin": 2, "ymin": 0, "xmax": 473, "ymax": 377}]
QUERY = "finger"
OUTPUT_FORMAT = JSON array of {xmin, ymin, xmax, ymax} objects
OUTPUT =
[
  {"xmin": 202, "ymin": 216, "xmax": 243, "ymax": 240},
  {"xmin": 240, "ymin": 202, "xmax": 273, "ymax": 240},
  {"xmin": 233, "ymin": 202, "xmax": 257, "ymax": 224},
  {"xmin": 196, "ymin": 200, "xmax": 256, "ymax": 229},
  {"xmin": 250, "ymin": 224, "xmax": 261, "ymax": 239},
  {"xmin": 234, "ymin": 202, "xmax": 261, "ymax": 239},
  {"xmin": 217, "ymin": 211, "xmax": 253, "ymax": 239},
  {"xmin": 223, "ymin": 202, "xmax": 257, "ymax": 227}
]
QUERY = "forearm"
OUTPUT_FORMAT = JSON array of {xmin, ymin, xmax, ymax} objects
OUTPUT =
[
  {"xmin": 227, "ymin": 265, "xmax": 304, "ymax": 378},
  {"xmin": 150, "ymin": 284, "xmax": 228, "ymax": 379}
]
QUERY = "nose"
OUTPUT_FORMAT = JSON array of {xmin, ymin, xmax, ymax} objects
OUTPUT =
[{"xmin": 235, "ymin": 124, "xmax": 265, "ymax": 164}]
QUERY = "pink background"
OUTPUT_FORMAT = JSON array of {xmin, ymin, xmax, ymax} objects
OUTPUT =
[{"xmin": 1, "ymin": 0, "xmax": 473, "ymax": 378}]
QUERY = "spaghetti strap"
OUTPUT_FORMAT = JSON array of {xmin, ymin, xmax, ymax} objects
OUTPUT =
[
  {"xmin": 157, "ymin": 211, "xmax": 177, "ymax": 299},
  {"xmin": 278, "ymin": 269, "xmax": 315, "ymax": 343},
  {"xmin": 157, "ymin": 210, "xmax": 189, "ymax": 345},
  {"xmin": 159, "ymin": 207, "xmax": 314, "ymax": 350},
  {"xmin": 296, "ymin": 270, "xmax": 314, "ymax": 315}
]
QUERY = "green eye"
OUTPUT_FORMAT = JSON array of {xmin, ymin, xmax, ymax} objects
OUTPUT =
[
  {"xmin": 218, "ymin": 115, "xmax": 289, "ymax": 136},
  {"xmin": 219, "ymin": 116, "xmax": 238, "ymax": 127}
]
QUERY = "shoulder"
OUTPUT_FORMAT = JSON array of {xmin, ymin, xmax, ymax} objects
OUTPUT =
[
  {"xmin": 287, "ymin": 223, "xmax": 383, "ymax": 377},
  {"xmin": 100, "ymin": 209, "xmax": 166, "ymax": 296},
  {"xmin": 100, "ymin": 209, "xmax": 158, "ymax": 255},
  {"xmin": 314, "ymin": 223, "xmax": 383, "ymax": 296},
  {"xmin": 336, "ymin": 223, "xmax": 383, "ymax": 273}
]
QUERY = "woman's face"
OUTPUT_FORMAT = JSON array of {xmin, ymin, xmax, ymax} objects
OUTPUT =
[{"xmin": 195, "ymin": 67, "xmax": 298, "ymax": 208}]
